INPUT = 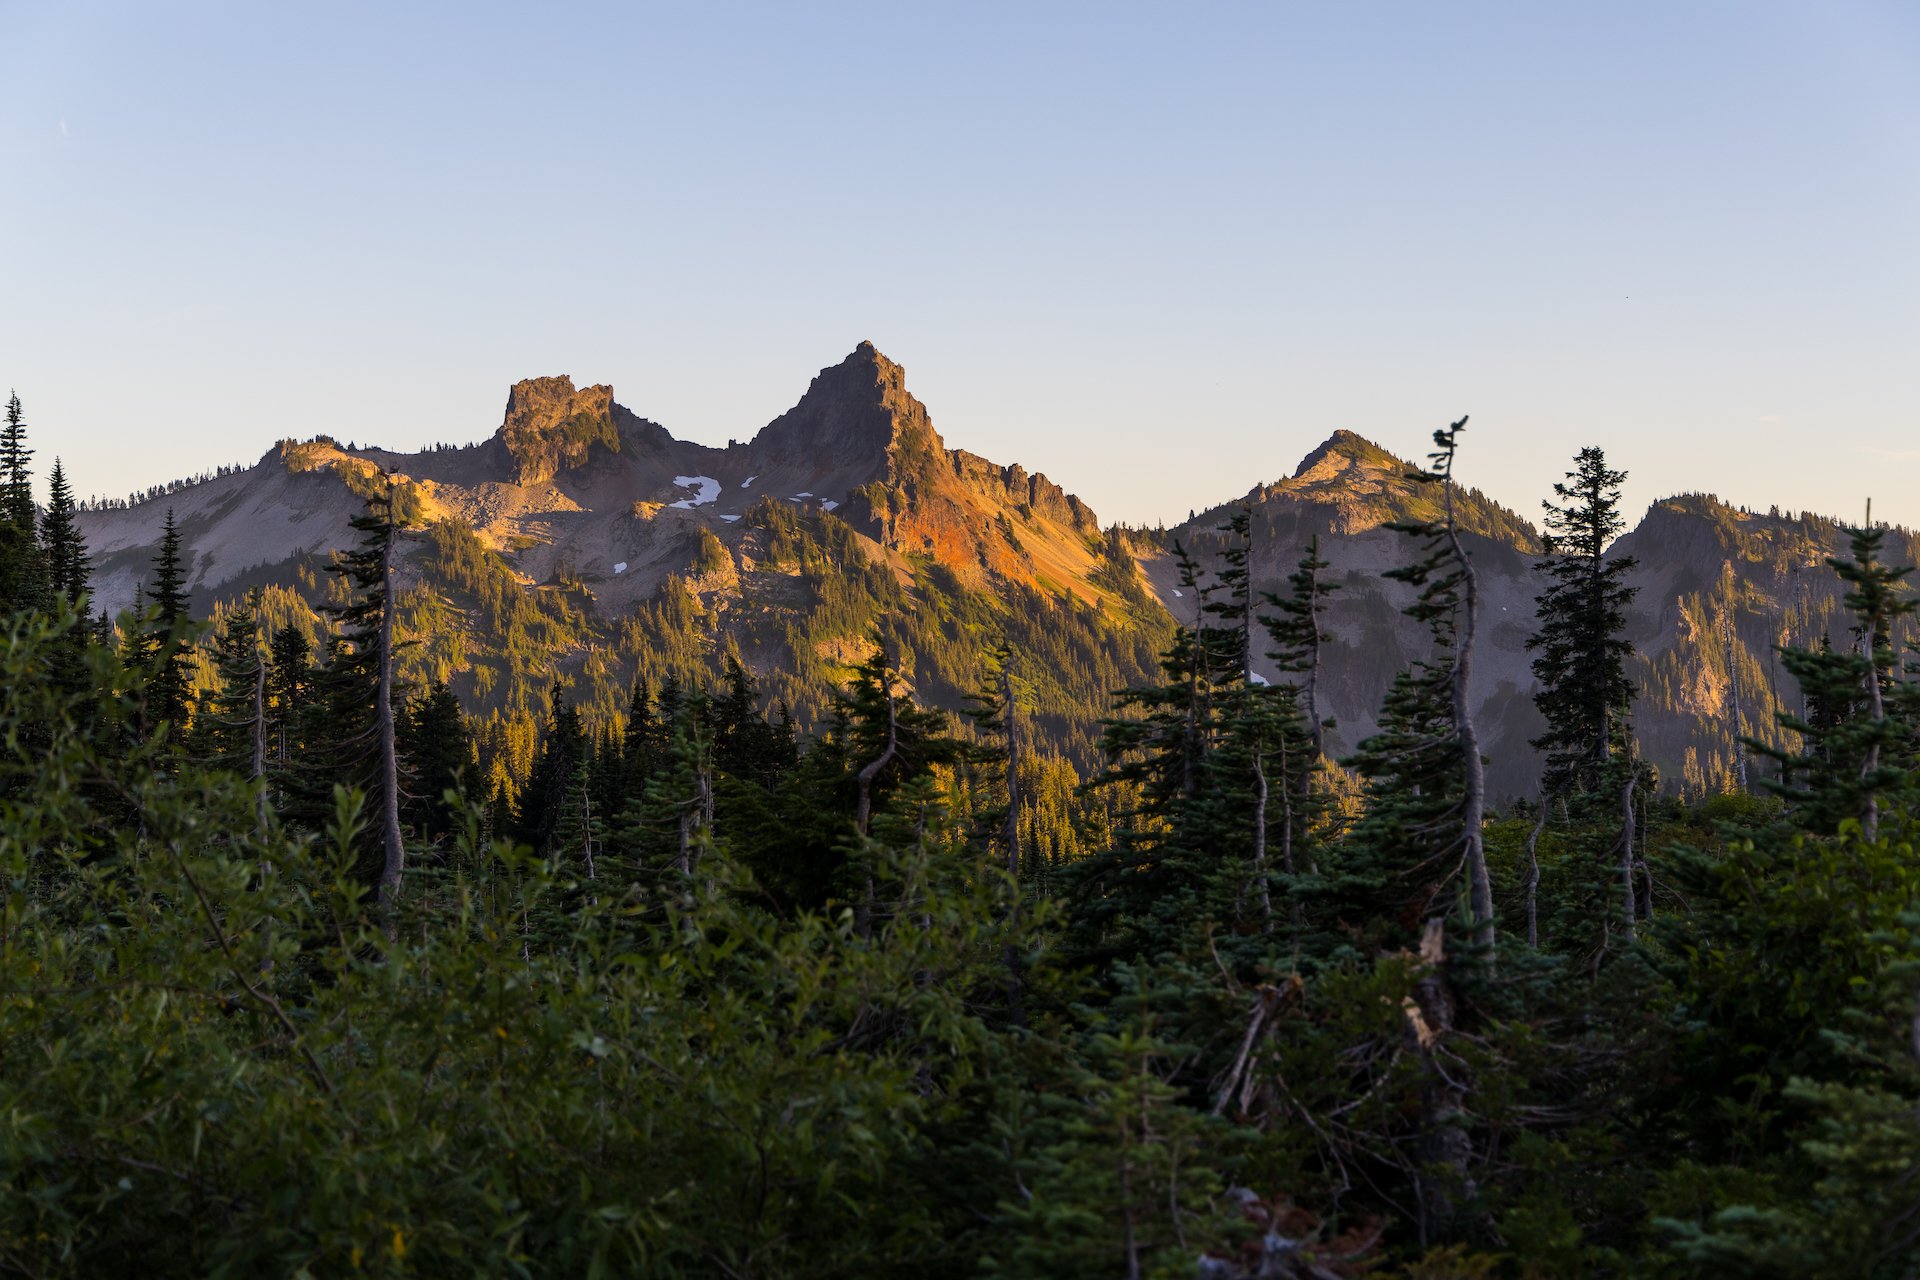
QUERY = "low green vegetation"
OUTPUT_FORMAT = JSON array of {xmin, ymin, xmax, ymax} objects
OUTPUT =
[{"xmin": 0, "ymin": 398, "xmax": 1916, "ymax": 1276}]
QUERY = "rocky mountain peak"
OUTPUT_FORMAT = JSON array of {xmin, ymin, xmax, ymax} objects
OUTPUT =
[
  {"xmin": 497, "ymin": 375, "xmax": 620, "ymax": 486},
  {"xmin": 751, "ymin": 342, "xmax": 941, "ymax": 468},
  {"xmin": 1292, "ymin": 429, "xmax": 1406, "ymax": 482}
]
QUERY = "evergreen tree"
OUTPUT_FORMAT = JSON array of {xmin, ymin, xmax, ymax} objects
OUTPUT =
[
  {"xmin": 1758, "ymin": 522, "xmax": 1916, "ymax": 838},
  {"xmin": 204, "ymin": 591, "xmax": 269, "ymax": 782},
  {"xmin": 0, "ymin": 392, "xmax": 35, "ymax": 535},
  {"xmin": 302, "ymin": 489, "xmax": 410, "ymax": 898},
  {"xmin": 400, "ymin": 679, "xmax": 470, "ymax": 843},
  {"xmin": 0, "ymin": 392, "xmax": 47, "ymax": 614},
  {"xmin": 519, "ymin": 681, "xmax": 587, "ymax": 856},
  {"xmin": 1528, "ymin": 446, "xmax": 1645, "ymax": 940},
  {"xmin": 1529, "ymin": 446, "xmax": 1638, "ymax": 798},
  {"xmin": 963, "ymin": 641, "xmax": 1030, "ymax": 1019},
  {"xmin": 38, "ymin": 459, "xmax": 89, "ymax": 608},
  {"xmin": 621, "ymin": 677, "xmax": 659, "ymax": 801},
  {"xmin": 1333, "ymin": 660, "xmax": 1467, "ymax": 952},
  {"xmin": 1262, "ymin": 533, "xmax": 1338, "ymax": 758},
  {"xmin": 34, "ymin": 458, "xmax": 93, "ymax": 702},
  {"xmin": 548, "ymin": 752, "xmax": 606, "ymax": 897},
  {"xmin": 142, "ymin": 508, "xmax": 195, "ymax": 737},
  {"xmin": 1200, "ymin": 506, "xmax": 1256, "ymax": 679},
  {"xmin": 265, "ymin": 624, "xmax": 313, "ymax": 769}
]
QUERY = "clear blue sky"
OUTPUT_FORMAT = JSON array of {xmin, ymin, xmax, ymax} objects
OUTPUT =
[{"xmin": 6, "ymin": 2, "xmax": 1920, "ymax": 530}]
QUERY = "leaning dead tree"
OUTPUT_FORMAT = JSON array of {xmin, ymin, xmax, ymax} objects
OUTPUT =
[{"xmin": 1392, "ymin": 416, "xmax": 1494, "ymax": 959}]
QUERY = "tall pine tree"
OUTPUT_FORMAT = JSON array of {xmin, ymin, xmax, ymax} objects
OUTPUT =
[
  {"xmin": 39, "ymin": 459, "xmax": 88, "ymax": 608},
  {"xmin": 1528, "ymin": 447, "xmax": 1638, "ymax": 798},
  {"xmin": 142, "ymin": 509, "xmax": 195, "ymax": 737},
  {"xmin": 0, "ymin": 392, "xmax": 47, "ymax": 614}
]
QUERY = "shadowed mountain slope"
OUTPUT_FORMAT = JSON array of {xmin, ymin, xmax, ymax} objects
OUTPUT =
[
  {"xmin": 76, "ymin": 354, "xmax": 1906, "ymax": 800},
  {"xmin": 77, "ymin": 344, "xmax": 1169, "ymax": 779}
]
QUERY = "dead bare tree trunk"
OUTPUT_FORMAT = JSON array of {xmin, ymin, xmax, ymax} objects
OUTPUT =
[
  {"xmin": 1441, "ymin": 471, "xmax": 1495, "ymax": 961},
  {"xmin": 1618, "ymin": 764, "xmax": 1639, "ymax": 943},
  {"xmin": 581, "ymin": 765, "xmax": 597, "ymax": 882},
  {"xmin": 1861, "ymin": 515, "xmax": 1886, "ymax": 843},
  {"xmin": 1525, "ymin": 802, "xmax": 1546, "ymax": 949},
  {"xmin": 1409, "ymin": 920, "xmax": 1472, "ymax": 1245},
  {"xmin": 1303, "ymin": 534, "xmax": 1327, "ymax": 761},
  {"xmin": 251, "ymin": 644, "xmax": 269, "ymax": 835},
  {"xmin": 1251, "ymin": 747, "xmax": 1273, "ymax": 933},
  {"xmin": 375, "ymin": 491, "xmax": 405, "ymax": 915},
  {"xmin": 694, "ymin": 755, "xmax": 713, "ymax": 880}
]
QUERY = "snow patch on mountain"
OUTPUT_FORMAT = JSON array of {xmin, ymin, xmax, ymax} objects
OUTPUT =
[{"xmin": 669, "ymin": 476, "xmax": 721, "ymax": 509}]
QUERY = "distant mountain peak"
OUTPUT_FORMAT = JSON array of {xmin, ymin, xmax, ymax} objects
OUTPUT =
[
  {"xmin": 752, "ymin": 342, "xmax": 937, "ymax": 466},
  {"xmin": 497, "ymin": 375, "xmax": 620, "ymax": 486},
  {"xmin": 1292, "ymin": 429, "xmax": 1405, "ymax": 480}
]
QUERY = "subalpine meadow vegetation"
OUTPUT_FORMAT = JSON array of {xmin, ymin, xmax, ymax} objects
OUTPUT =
[{"xmin": 2, "ymin": 393, "xmax": 1916, "ymax": 1277}]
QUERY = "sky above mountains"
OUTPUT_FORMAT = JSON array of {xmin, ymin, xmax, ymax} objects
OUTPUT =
[{"xmin": 5, "ymin": 2, "xmax": 1919, "ymax": 531}]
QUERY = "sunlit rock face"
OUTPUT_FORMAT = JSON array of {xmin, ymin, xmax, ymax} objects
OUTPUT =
[{"xmin": 73, "ymin": 344, "xmax": 1903, "ymax": 797}]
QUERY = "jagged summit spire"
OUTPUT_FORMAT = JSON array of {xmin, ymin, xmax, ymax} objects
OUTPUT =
[
  {"xmin": 819, "ymin": 340, "xmax": 906, "ymax": 390},
  {"xmin": 751, "ymin": 341, "xmax": 935, "ymax": 463}
]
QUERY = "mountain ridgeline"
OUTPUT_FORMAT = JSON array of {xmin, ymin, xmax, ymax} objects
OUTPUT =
[
  {"xmin": 74, "ymin": 343, "xmax": 1905, "ymax": 800},
  {"xmin": 11, "ymin": 367, "xmax": 1920, "ymax": 1275}
]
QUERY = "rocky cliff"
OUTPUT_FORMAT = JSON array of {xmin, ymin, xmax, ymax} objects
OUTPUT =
[{"xmin": 72, "ymin": 346, "xmax": 1901, "ymax": 799}]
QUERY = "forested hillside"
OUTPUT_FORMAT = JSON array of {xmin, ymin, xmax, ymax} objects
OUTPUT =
[
  {"xmin": 76, "ymin": 344, "xmax": 1173, "ymax": 797},
  {"xmin": 6, "ymin": 387, "xmax": 1920, "ymax": 1277}
]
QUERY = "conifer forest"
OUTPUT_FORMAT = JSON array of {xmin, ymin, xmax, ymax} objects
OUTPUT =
[{"xmin": 3, "ymin": 384, "xmax": 1918, "ymax": 1279}]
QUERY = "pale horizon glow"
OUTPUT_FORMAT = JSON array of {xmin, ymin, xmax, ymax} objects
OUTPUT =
[{"xmin": 5, "ymin": 2, "xmax": 1920, "ymax": 533}]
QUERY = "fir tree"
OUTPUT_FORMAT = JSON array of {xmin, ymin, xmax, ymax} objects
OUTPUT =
[
  {"xmin": 38, "ymin": 459, "xmax": 89, "ymax": 608},
  {"xmin": 963, "ymin": 641, "xmax": 1030, "ymax": 1020},
  {"xmin": 142, "ymin": 508, "xmax": 195, "ymax": 737},
  {"xmin": 1758, "ymin": 522, "xmax": 1916, "ymax": 838},
  {"xmin": 400, "ymin": 680, "xmax": 470, "ymax": 843},
  {"xmin": 0, "ymin": 392, "xmax": 47, "ymax": 614},
  {"xmin": 1528, "ymin": 446, "xmax": 1644, "ymax": 940},
  {"xmin": 265, "ymin": 624, "xmax": 313, "ymax": 769},
  {"xmin": 520, "ymin": 681, "xmax": 587, "ymax": 857},
  {"xmin": 306, "ymin": 488, "xmax": 410, "ymax": 900},
  {"xmin": 0, "ymin": 392, "xmax": 35, "ymax": 536},
  {"xmin": 205, "ymin": 591, "xmax": 269, "ymax": 783},
  {"xmin": 1199, "ymin": 506, "xmax": 1256, "ymax": 679},
  {"xmin": 1262, "ymin": 533, "xmax": 1338, "ymax": 758},
  {"xmin": 1529, "ymin": 446, "xmax": 1638, "ymax": 798}
]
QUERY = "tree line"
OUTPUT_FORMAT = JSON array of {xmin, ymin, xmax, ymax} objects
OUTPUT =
[{"xmin": 1, "ymin": 395, "xmax": 1916, "ymax": 1276}]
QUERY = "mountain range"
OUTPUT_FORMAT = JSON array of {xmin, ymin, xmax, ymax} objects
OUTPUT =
[{"xmin": 74, "ymin": 342, "xmax": 1905, "ymax": 800}]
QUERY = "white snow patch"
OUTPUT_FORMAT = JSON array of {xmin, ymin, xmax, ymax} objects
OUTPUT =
[
  {"xmin": 613, "ymin": 562, "xmax": 627, "ymax": 575},
  {"xmin": 741, "ymin": 476, "xmax": 757, "ymax": 488},
  {"xmin": 669, "ymin": 476, "xmax": 721, "ymax": 509},
  {"xmin": 792, "ymin": 491, "xmax": 813, "ymax": 498},
  {"xmin": 1172, "ymin": 589, "xmax": 1184, "ymax": 598},
  {"xmin": 1248, "ymin": 671, "xmax": 1270, "ymax": 686},
  {"xmin": 820, "ymin": 499, "xmax": 839, "ymax": 511},
  {"xmin": 720, "ymin": 515, "xmax": 740, "ymax": 523}
]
